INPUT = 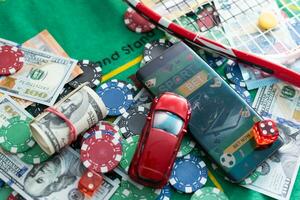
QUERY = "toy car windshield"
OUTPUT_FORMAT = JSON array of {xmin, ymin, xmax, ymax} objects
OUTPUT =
[{"xmin": 153, "ymin": 111, "xmax": 183, "ymax": 136}]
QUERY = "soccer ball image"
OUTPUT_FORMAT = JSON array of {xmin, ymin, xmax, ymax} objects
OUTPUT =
[{"xmin": 220, "ymin": 153, "xmax": 236, "ymax": 168}]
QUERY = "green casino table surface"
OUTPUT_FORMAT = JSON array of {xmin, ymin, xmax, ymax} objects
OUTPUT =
[{"xmin": 0, "ymin": 0, "xmax": 299, "ymax": 199}]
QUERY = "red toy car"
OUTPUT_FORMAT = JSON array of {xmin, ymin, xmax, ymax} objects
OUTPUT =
[{"xmin": 128, "ymin": 92, "xmax": 192, "ymax": 188}]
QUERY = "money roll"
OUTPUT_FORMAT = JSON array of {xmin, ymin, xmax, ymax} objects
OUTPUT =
[{"xmin": 30, "ymin": 85, "xmax": 107, "ymax": 155}]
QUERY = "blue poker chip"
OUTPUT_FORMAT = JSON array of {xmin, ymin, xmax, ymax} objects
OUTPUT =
[
  {"xmin": 0, "ymin": 179, "xmax": 4, "ymax": 188},
  {"xmin": 156, "ymin": 184, "xmax": 172, "ymax": 200},
  {"xmin": 96, "ymin": 79, "xmax": 134, "ymax": 116},
  {"xmin": 169, "ymin": 154, "xmax": 208, "ymax": 193},
  {"xmin": 204, "ymin": 52, "xmax": 227, "ymax": 69},
  {"xmin": 225, "ymin": 60, "xmax": 246, "ymax": 87},
  {"xmin": 229, "ymin": 84, "xmax": 252, "ymax": 104}
]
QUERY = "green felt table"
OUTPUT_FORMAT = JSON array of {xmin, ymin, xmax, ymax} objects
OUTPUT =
[{"xmin": 0, "ymin": 0, "xmax": 299, "ymax": 199}]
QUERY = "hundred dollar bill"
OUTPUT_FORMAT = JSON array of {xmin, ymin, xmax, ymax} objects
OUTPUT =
[
  {"xmin": 244, "ymin": 82, "xmax": 300, "ymax": 199},
  {"xmin": 253, "ymin": 82, "xmax": 300, "ymax": 124},
  {"xmin": 23, "ymin": 29, "xmax": 83, "ymax": 82},
  {"xmin": 242, "ymin": 124, "xmax": 300, "ymax": 200},
  {"xmin": 0, "ymin": 91, "xmax": 33, "ymax": 108},
  {"xmin": 30, "ymin": 85, "xmax": 107, "ymax": 155},
  {"xmin": 0, "ymin": 95, "xmax": 32, "ymax": 123},
  {"xmin": 0, "ymin": 38, "xmax": 77, "ymax": 106},
  {"xmin": 0, "ymin": 147, "xmax": 119, "ymax": 200},
  {"xmin": 12, "ymin": 29, "xmax": 84, "ymax": 108}
]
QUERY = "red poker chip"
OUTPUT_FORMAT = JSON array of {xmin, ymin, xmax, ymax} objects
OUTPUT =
[
  {"xmin": 80, "ymin": 132, "xmax": 122, "ymax": 173},
  {"xmin": 0, "ymin": 45, "xmax": 24, "ymax": 75},
  {"xmin": 196, "ymin": 6, "xmax": 219, "ymax": 32},
  {"xmin": 7, "ymin": 191, "xmax": 20, "ymax": 200},
  {"xmin": 124, "ymin": 7, "xmax": 155, "ymax": 33}
]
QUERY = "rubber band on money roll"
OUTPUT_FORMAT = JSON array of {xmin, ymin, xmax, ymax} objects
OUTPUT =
[{"xmin": 45, "ymin": 107, "xmax": 77, "ymax": 144}]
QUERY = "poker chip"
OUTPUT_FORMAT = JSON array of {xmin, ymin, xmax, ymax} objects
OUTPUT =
[
  {"xmin": 196, "ymin": 5, "xmax": 219, "ymax": 32},
  {"xmin": 240, "ymin": 170, "xmax": 260, "ymax": 185},
  {"xmin": 165, "ymin": 32, "xmax": 180, "ymax": 44},
  {"xmin": 169, "ymin": 154, "xmax": 208, "ymax": 193},
  {"xmin": 134, "ymin": 88, "xmax": 152, "ymax": 106},
  {"xmin": 25, "ymin": 103, "xmax": 47, "ymax": 117},
  {"xmin": 80, "ymin": 131, "xmax": 122, "ymax": 173},
  {"xmin": 177, "ymin": 134, "xmax": 196, "ymax": 157},
  {"xmin": 111, "ymin": 180, "xmax": 157, "ymax": 200},
  {"xmin": 139, "ymin": 58, "xmax": 146, "ymax": 68},
  {"xmin": 57, "ymin": 84, "xmax": 74, "ymax": 101},
  {"xmin": 124, "ymin": 7, "xmax": 155, "ymax": 33},
  {"xmin": 0, "ymin": 45, "xmax": 24, "ymax": 75},
  {"xmin": 111, "ymin": 181, "xmax": 134, "ymax": 199},
  {"xmin": 229, "ymin": 84, "xmax": 252, "ymax": 104},
  {"xmin": 0, "ymin": 116, "xmax": 35, "ymax": 153},
  {"xmin": 68, "ymin": 60, "xmax": 102, "ymax": 88},
  {"xmin": 7, "ymin": 191, "xmax": 19, "ymax": 200},
  {"xmin": 225, "ymin": 60, "xmax": 246, "ymax": 87},
  {"xmin": 96, "ymin": 79, "xmax": 134, "ymax": 116},
  {"xmin": 191, "ymin": 187, "xmax": 228, "ymax": 200},
  {"xmin": 87, "ymin": 120, "xmax": 119, "ymax": 135},
  {"xmin": 83, "ymin": 129, "xmax": 122, "ymax": 144},
  {"xmin": 120, "ymin": 135, "xmax": 139, "ymax": 171},
  {"xmin": 117, "ymin": 105, "xmax": 149, "ymax": 138},
  {"xmin": 0, "ymin": 179, "xmax": 4, "ymax": 188},
  {"xmin": 143, "ymin": 39, "xmax": 173, "ymax": 63},
  {"xmin": 156, "ymin": 184, "xmax": 172, "ymax": 200},
  {"xmin": 204, "ymin": 52, "xmax": 227, "ymax": 69},
  {"xmin": 117, "ymin": 79, "xmax": 138, "ymax": 95},
  {"xmin": 17, "ymin": 143, "xmax": 50, "ymax": 164}
]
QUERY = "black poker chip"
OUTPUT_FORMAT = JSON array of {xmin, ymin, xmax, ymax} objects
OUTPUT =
[
  {"xmin": 25, "ymin": 103, "xmax": 47, "ymax": 117},
  {"xmin": 117, "ymin": 105, "xmax": 149, "ymax": 138},
  {"xmin": 143, "ymin": 39, "xmax": 173, "ymax": 63},
  {"xmin": 56, "ymin": 84, "xmax": 74, "ymax": 102},
  {"xmin": 68, "ymin": 60, "xmax": 102, "ymax": 88}
]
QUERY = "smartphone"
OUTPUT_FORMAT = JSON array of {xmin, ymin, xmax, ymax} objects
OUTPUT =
[{"xmin": 136, "ymin": 42, "xmax": 283, "ymax": 182}]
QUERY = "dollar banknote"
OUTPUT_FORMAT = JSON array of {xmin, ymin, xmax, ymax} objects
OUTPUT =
[
  {"xmin": 0, "ymin": 38, "xmax": 77, "ymax": 106},
  {"xmin": 0, "ymin": 91, "xmax": 33, "ymax": 108},
  {"xmin": 30, "ymin": 85, "xmax": 107, "ymax": 155},
  {"xmin": 242, "ymin": 124, "xmax": 300, "ymax": 200},
  {"xmin": 243, "ymin": 82, "xmax": 300, "ymax": 199},
  {"xmin": 23, "ymin": 29, "xmax": 83, "ymax": 82},
  {"xmin": 10, "ymin": 29, "xmax": 84, "ymax": 108},
  {"xmin": 0, "ymin": 95, "xmax": 32, "ymax": 123},
  {"xmin": 253, "ymin": 82, "xmax": 300, "ymax": 124},
  {"xmin": 0, "ymin": 147, "xmax": 119, "ymax": 200}
]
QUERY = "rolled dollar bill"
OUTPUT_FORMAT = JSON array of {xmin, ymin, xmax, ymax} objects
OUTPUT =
[{"xmin": 30, "ymin": 84, "xmax": 107, "ymax": 155}]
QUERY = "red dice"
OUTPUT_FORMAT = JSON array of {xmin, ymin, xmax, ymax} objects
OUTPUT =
[
  {"xmin": 252, "ymin": 119, "xmax": 279, "ymax": 147},
  {"xmin": 78, "ymin": 169, "xmax": 103, "ymax": 197}
]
